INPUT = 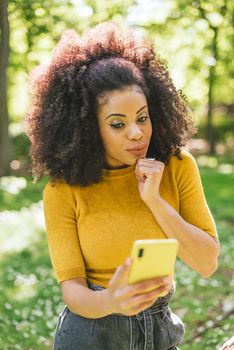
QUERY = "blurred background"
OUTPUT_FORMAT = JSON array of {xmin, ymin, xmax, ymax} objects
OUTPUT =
[{"xmin": 0, "ymin": 0, "xmax": 233, "ymax": 349}]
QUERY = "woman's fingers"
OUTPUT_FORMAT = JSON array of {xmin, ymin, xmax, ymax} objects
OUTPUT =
[
  {"xmin": 135, "ymin": 159, "xmax": 165, "ymax": 182},
  {"xmin": 107, "ymin": 259, "xmax": 172, "ymax": 316},
  {"xmin": 113, "ymin": 275, "xmax": 170, "ymax": 302},
  {"xmin": 133, "ymin": 276, "xmax": 170, "ymax": 294},
  {"xmin": 121, "ymin": 283, "xmax": 169, "ymax": 309},
  {"xmin": 108, "ymin": 257, "xmax": 132, "ymax": 288}
]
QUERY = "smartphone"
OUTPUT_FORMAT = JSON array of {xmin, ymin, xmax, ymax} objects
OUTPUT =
[{"xmin": 128, "ymin": 239, "xmax": 179, "ymax": 286}]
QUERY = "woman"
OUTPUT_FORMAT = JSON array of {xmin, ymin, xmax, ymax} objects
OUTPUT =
[{"xmin": 25, "ymin": 22, "xmax": 220, "ymax": 350}]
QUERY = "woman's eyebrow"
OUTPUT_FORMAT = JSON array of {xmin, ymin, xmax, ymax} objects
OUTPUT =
[{"xmin": 105, "ymin": 105, "xmax": 147, "ymax": 119}]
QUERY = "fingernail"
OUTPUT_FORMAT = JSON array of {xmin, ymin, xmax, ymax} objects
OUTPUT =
[{"xmin": 126, "ymin": 258, "xmax": 131, "ymax": 266}]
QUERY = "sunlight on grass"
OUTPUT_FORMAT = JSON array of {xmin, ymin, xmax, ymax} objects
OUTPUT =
[
  {"xmin": 0, "ymin": 162, "xmax": 233, "ymax": 350},
  {"xmin": 196, "ymin": 155, "xmax": 218, "ymax": 167},
  {"xmin": 9, "ymin": 282, "xmax": 38, "ymax": 301},
  {"xmin": 0, "ymin": 176, "xmax": 27, "ymax": 195},
  {"xmin": 0, "ymin": 201, "xmax": 45, "ymax": 255},
  {"xmin": 218, "ymin": 164, "xmax": 234, "ymax": 174},
  {"xmin": 6, "ymin": 273, "xmax": 38, "ymax": 301}
]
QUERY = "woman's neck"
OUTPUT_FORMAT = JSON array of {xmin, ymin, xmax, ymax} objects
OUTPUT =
[{"xmin": 102, "ymin": 162, "xmax": 129, "ymax": 170}]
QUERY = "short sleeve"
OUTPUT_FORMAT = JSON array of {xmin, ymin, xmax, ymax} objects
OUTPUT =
[
  {"xmin": 43, "ymin": 181, "xmax": 87, "ymax": 283},
  {"xmin": 176, "ymin": 150, "xmax": 218, "ymax": 237}
]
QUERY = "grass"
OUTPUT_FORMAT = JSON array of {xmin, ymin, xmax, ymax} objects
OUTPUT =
[
  {"xmin": 0, "ymin": 156, "xmax": 233, "ymax": 350},
  {"xmin": 174, "ymin": 158, "xmax": 234, "ymax": 350}
]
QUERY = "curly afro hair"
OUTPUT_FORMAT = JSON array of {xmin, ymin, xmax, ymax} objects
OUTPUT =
[{"xmin": 25, "ymin": 21, "xmax": 196, "ymax": 187}]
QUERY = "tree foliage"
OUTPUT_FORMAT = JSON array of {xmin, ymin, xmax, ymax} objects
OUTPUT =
[{"xmin": 0, "ymin": 0, "xmax": 233, "ymax": 175}]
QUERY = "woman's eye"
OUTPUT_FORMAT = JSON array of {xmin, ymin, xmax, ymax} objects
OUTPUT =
[
  {"xmin": 111, "ymin": 123, "xmax": 123, "ymax": 129},
  {"xmin": 138, "ymin": 116, "xmax": 149, "ymax": 122},
  {"xmin": 110, "ymin": 116, "xmax": 149, "ymax": 129}
]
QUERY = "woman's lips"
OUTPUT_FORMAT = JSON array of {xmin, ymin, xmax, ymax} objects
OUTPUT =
[{"xmin": 126, "ymin": 144, "xmax": 148, "ymax": 156}]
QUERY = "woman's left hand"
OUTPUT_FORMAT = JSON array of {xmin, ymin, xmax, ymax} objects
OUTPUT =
[{"xmin": 135, "ymin": 158, "xmax": 165, "ymax": 204}]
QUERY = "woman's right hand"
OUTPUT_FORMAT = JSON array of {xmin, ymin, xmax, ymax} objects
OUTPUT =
[{"xmin": 104, "ymin": 257, "xmax": 172, "ymax": 316}]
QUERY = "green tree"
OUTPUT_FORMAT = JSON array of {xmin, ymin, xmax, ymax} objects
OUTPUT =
[
  {"xmin": 0, "ymin": 0, "xmax": 135, "ymax": 176},
  {"xmin": 131, "ymin": 0, "xmax": 234, "ymax": 153},
  {"xmin": 192, "ymin": 0, "xmax": 232, "ymax": 154},
  {"xmin": 0, "ymin": 0, "xmax": 11, "ymax": 176}
]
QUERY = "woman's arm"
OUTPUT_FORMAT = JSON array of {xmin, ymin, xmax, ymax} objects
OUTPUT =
[
  {"xmin": 135, "ymin": 153, "xmax": 220, "ymax": 278},
  {"xmin": 60, "ymin": 267, "xmax": 172, "ymax": 318},
  {"xmin": 61, "ymin": 277, "xmax": 112, "ymax": 319},
  {"xmin": 145, "ymin": 196, "xmax": 220, "ymax": 278}
]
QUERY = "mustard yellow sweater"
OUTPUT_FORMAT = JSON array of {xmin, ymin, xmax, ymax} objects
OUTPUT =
[{"xmin": 43, "ymin": 150, "xmax": 217, "ymax": 287}]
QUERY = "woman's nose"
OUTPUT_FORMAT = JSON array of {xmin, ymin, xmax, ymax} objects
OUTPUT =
[{"xmin": 127, "ymin": 124, "xmax": 143, "ymax": 140}]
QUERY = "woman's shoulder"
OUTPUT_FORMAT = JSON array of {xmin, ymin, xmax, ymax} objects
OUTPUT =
[
  {"xmin": 169, "ymin": 148, "xmax": 197, "ymax": 169},
  {"xmin": 168, "ymin": 148, "xmax": 199, "ymax": 183},
  {"xmin": 44, "ymin": 178, "xmax": 67, "ymax": 191},
  {"xmin": 43, "ymin": 179, "xmax": 74, "ymax": 201}
]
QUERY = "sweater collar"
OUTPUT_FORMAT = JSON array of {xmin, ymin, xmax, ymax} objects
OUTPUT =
[{"xmin": 101, "ymin": 165, "xmax": 135, "ymax": 178}]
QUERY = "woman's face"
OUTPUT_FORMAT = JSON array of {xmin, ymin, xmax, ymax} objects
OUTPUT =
[{"xmin": 97, "ymin": 85, "xmax": 152, "ymax": 169}]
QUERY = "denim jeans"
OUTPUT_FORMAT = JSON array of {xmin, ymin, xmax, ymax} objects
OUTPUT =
[{"xmin": 53, "ymin": 280, "xmax": 185, "ymax": 350}]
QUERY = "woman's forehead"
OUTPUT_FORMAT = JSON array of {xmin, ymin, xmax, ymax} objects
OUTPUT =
[{"xmin": 98, "ymin": 86, "xmax": 147, "ymax": 112}]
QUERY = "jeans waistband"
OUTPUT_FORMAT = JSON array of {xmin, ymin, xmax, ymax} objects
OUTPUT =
[{"xmin": 87, "ymin": 279, "xmax": 175, "ymax": 318}]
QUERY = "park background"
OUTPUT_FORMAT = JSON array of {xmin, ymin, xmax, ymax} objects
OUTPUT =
[{"xmin": 0, "ymin": 0, "xmax": 233, "ymax": 349}]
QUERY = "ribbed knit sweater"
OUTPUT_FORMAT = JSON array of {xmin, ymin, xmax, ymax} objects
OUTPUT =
[{"xmin": 43, "ymin": 150, "xmax": 217, "ymax": 287}]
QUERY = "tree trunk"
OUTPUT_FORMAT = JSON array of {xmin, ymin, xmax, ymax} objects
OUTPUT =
[
  {"xmin": 207, "ymin": 27, "xmax": 218, "ymax": 155},
  {"xmin": 0, "ymin": 0, "xmax": 11, "ymax": 176}
]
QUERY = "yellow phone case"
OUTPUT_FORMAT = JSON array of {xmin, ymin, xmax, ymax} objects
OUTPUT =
[{"xmin": 128, "ymin": 239, "xmax": 179, "ymax": 286}]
